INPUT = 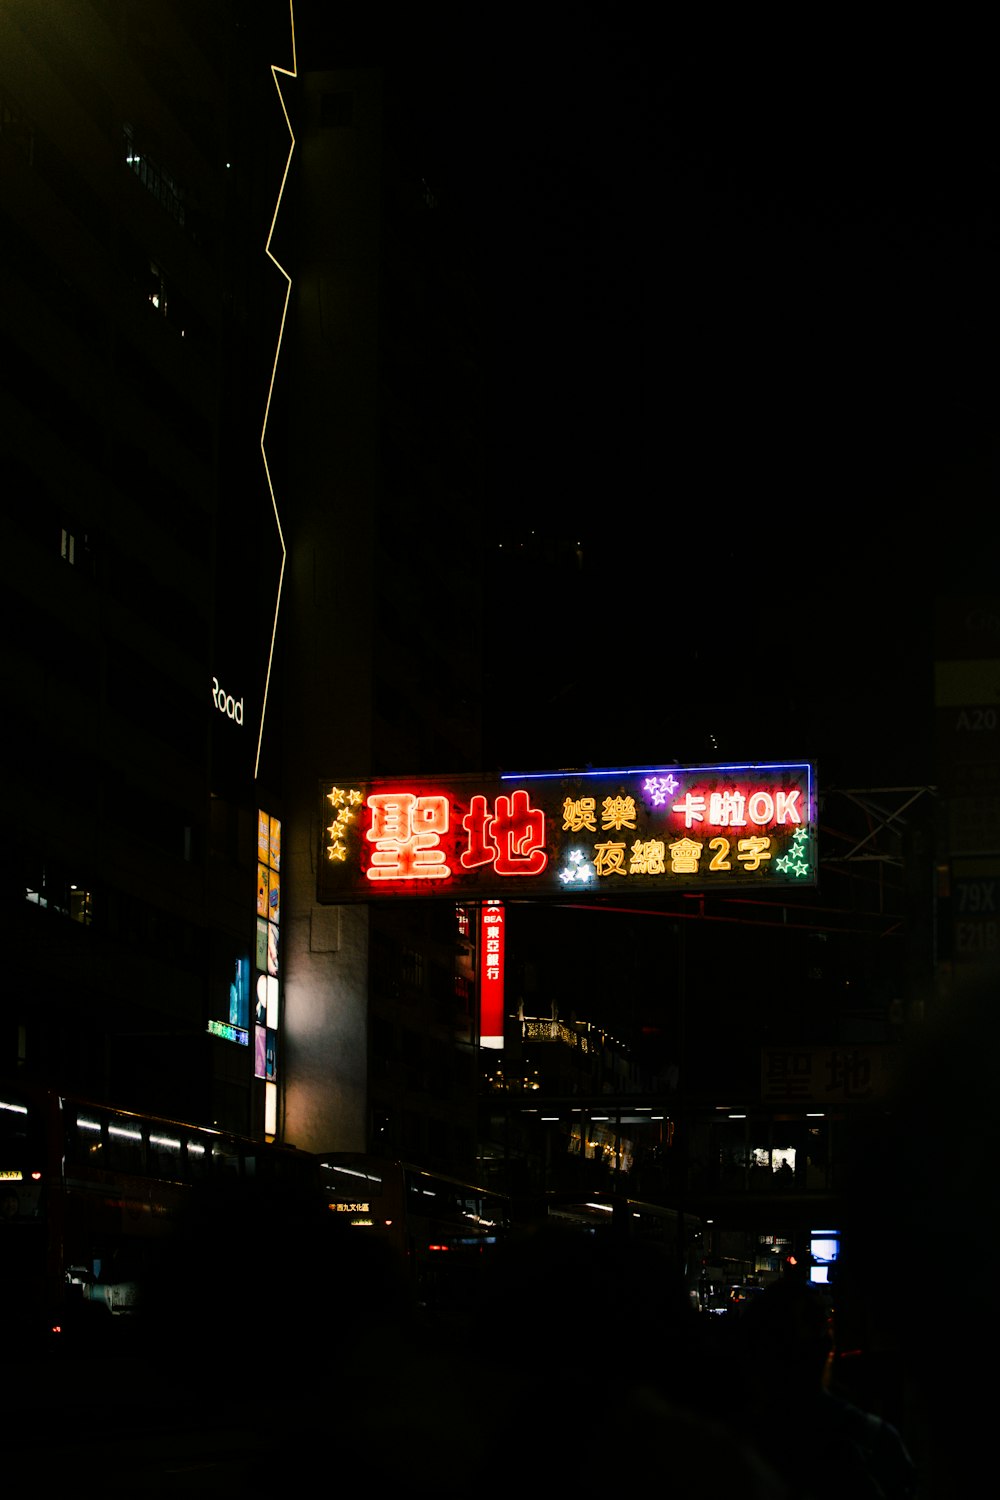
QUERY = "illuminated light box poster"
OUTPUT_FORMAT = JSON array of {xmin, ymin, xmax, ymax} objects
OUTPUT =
[
  {"xmin": 259, "ymin": 809, "xmax": 281, "ymax": 871},
  {"xmin": 479, "ymin": 902, "xmax": 505, "ymax": 1050},
  {"xmin": 317, "ymin": 762, "xmax": 817, "ymax": 902},
  {"xmin": 207, "ymin": 943, "xmax": 251, "ymax": 1045},
  {"xmin": 229, "ymin": 955, "xmax": 250, "ymax": 1030}
]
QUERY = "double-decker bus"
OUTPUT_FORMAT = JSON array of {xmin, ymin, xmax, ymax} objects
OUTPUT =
[
  {"xmin": 0, "ymin": 1077, "xmax": 319, "ymax": 1343},
  {"xmin": 317, "ymin": 1152, "xmax": 511, "ymax": 1323}
]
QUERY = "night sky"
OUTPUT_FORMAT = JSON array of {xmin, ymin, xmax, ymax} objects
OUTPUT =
[
  {"xmin": 471, "ymin": 24, "xmax": 997, "ymax": 784},
  {"xmin": 478, "ymin": 24, "xmax": 997, "ymax": 533},
  {"xmin": 291, "ymin": 8, "xmax": 997, "ymax": 785}
]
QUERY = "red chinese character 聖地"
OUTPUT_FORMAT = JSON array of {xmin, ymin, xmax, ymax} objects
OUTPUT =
[
  {"xmin": 365, "ymin": 792, "xmax": 451, "ymax": 881},
  {"xmin": 461, "ymin": 791, "xmax": 547, "ymax": 876}
]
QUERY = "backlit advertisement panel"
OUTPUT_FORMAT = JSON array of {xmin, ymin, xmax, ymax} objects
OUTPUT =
[
  {"xmin": 254, "ymin": 811, "xmax": 281, "ymax": 1086},
  {"xmin": 479, "ymin": 902, "xmax": 505, "ymax": 1049},
  {"xmin": 317, "ymin": 762, "xmax": 816, "ymax": 903}
]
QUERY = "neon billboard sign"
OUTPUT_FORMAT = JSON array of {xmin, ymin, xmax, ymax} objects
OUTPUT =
[{"xmin": 317, "ymin": 761, "xmax": 817, "ymax": 902}]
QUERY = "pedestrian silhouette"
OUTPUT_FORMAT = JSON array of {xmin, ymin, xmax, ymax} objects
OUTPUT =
[
  {"xmin": 731, "ymin": 1278, "xmax": 917, "ymax": 1500},
  {"xmin": 468, "ymin": 1220, "xmax": 790, "ymax": 1497}
]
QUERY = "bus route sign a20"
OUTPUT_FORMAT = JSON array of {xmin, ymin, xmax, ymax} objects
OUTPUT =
[{"xmin": 316, "ymin": 761, "xmax": 817, "ymax": 903}]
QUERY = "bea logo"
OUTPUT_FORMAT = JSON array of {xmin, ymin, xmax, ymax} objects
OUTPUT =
[{"xmin": 212, "ymin": 677, "xmax": 243, "ymax": 725}]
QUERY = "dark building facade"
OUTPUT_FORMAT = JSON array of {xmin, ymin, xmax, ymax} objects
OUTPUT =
[
  {"xmin": 2, "ymin": 1, "xmax": 490, "ymax": 1172},
  {"xmin": 2, "ymin": 0, "xmax": 287, "ymax": 1133}
]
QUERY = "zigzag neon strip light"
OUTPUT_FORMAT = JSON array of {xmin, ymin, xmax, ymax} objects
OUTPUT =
[{"xmin": 256, "ymin": 2, "xmax": 297, "ymax": 781}]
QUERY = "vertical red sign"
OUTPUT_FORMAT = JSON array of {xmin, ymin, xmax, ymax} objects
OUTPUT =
[{"xmin": 479, "ymin": 902, "xmax": 505, "ymax": 1050}]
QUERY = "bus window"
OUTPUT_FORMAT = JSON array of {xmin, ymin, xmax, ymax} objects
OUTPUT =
[
  {"xmin": 210, "ymin": 1137, "xmax": 242, "ymax": 1182},
  {"xmin": 185, "ymin": 1133, "xmax": 213, "ymax": 1181},
  {"xmin": 0, "ymin": 1090, "xmax": 30, "ymax": 1153},
  {"xmin": 147, "ymin": 1127, "xmax": 185, "ymax": 1182},
  {"xmin": 105, "ymin": 1113, "xmax": 145, "ymax": 1175},
  {"xmin": 68, "ymin": 1108, "xmax": 105, "ymax": 1166}
]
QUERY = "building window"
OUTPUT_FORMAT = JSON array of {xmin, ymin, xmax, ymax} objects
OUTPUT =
[
  {"xmin": 69, "ymin": 886, "xmax": 93, "ymax": 925},
  {"xmin": 25, "ymin": 862, "xmax": 92, "ymax": 925},
  {"xmin": 402, "ymin": 948, "xmax": 425, "ymax": 991},
  {"xmin": 146, "ymin": 260, "xmax": 167, "ymax": 316},
  {"xmin": 1, "ymin": 86, "xmax": 35, "ymax": 165},
  {"xmin": 123, "ymin": 123, "xmax": 186, "ymax": 227},
  {"xmin": 60, "ymin": 524, "xmax": 96, "ymax": 576}
]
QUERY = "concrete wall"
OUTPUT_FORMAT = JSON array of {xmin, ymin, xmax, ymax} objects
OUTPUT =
[{"xmin": 277, "ymin": 69, "xmax": 384, "ymax": 1152}]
